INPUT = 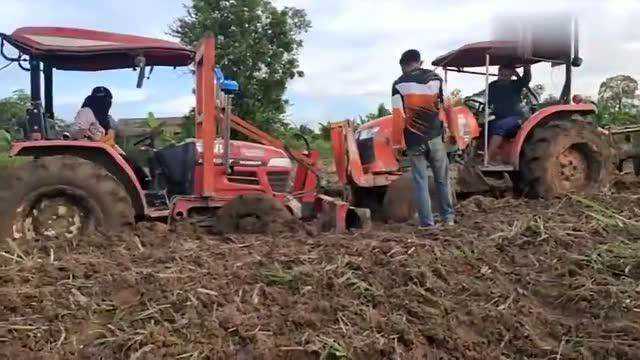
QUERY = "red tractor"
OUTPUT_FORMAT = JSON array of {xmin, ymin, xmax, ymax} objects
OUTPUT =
[
  {"xmin": 331, "ymin": 22, "xmax": 639, "ymax": 222},
  {"xmin": 0, "ymin": 27, "xmax": 369, "ymax": 243}
]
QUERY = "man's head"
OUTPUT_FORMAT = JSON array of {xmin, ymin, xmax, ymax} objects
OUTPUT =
[
  {"xmin": 89, "ymin": 86, "xmax": 113, "ymax": 111},
  {"xmin": 91, "ymin": 86, "xmax": 113, "ymax": 101},
  {"xmin": 498, "ymin": 65, "xmax": 516, "ymax": 80},
  {"xmin": 399, "ymin": 49, "xmax": 422, "ymax": 74}
]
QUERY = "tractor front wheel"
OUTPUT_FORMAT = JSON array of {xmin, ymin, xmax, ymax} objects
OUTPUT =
[
  {"xmin": 0, "ymin": 156, "xmax": 135, "ymax": 250},
  {"xmin": 519, "ymin": 119, "xmax": 612, "ymax": 198}
]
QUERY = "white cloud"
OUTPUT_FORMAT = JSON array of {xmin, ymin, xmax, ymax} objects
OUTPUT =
[
  {"xmin": 283, "ymin": 0, "xmax": 640, "ymax": 124},
  {"xmin": 2, "ymin": 0, "xmax": 640, "ymax": 126},
  {"xmin": 145, "ymin": 95, "xmax": 195, "ymax": 117},
  {"xmin": 56, "ymin": 87, "xmax": 148, "ymax": 106}
]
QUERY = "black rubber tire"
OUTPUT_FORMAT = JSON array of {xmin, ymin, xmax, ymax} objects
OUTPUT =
[
  {"xmin": 0, "ymin": 156, "xmax": 135, "ymax": 246},
  {"xmin": 382, "ymin": 172, "xmax": 456, "ymax": 223},
  {"xmin": 216, "ymin": 194, "xmax": 294, "ymax": 234},
  {"xmin": 519, "ymin": 119, "xmax": 612, "ymax": 199}
]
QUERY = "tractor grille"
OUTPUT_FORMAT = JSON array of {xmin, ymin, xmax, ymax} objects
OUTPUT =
[
  {"xmin": 228, "ymin": 170, "xmax": 259, "ymax": 186},
  {"xmin": 267, "ymin": 171, "xmax": 290, "ymax": 193},
  {"xmin": 357, "ymin": 138, "xmax": 375, "ymax": 165}
]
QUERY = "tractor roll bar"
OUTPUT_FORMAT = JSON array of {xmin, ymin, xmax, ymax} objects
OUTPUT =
[
  {"xmin": 442, "ymin": 67, "xmax": 499, "ymax": 77},
  {"xmin": 483, "ymin": 53, "xmax": 490, "ymax": 166}
]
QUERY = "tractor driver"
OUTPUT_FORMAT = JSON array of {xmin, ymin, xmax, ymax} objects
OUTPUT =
[
  {"xmin": 71, "ymin": 86, "xmax": 151, "ymax": 189},
  {"xmin": 487, "ymin": 64, "xmax": 531, "ymax": 164},
  {"xmin": 71, "ymin": 86, "xmax": 118, "ymax": 147}
]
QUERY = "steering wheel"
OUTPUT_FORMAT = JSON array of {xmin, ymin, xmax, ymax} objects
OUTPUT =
[
  {"xmin": 133, "ymin": 134, "xmax": 155, "ymax": 149},
  {"xmin": 463, "ymin": 98, "xmax": 486, "ymax": 115}
]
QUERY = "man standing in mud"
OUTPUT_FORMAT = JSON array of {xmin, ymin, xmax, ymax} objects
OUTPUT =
[{"xmin": 391, "ymin": 49, "xmax": 455, "ymax": 228}]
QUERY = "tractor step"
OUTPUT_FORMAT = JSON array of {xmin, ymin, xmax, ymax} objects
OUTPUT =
[
  {"xmin": 144, "ymin": 191, "xmax": 169, "ymax": 209},
  {"xmin": 478, "ymin": 164, "xmax": 515, "ymax": 172}
]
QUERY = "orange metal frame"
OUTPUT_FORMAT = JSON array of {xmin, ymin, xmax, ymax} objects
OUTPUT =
[
  {"xmin": 192, "ymin": 37, "xmax": 318, "ymax": 196},
  {"xmin": 173, "ymin": 36, "xmax": 323, "ymax": 220},
  {"xmin": 194, "ymin": 37, "xmax": 217, "ymax": 196}
]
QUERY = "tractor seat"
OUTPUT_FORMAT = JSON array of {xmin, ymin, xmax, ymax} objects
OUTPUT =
[{"xmin": 152, "ymin": 141, "xmax": 197, "ymax": 196}]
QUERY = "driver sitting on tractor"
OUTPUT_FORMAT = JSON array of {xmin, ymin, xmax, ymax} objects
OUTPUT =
[
  {"xmin": 71, "ymin": 86, "xmax": 151, "ymax": 189},
  {"xmin": 71, "ymin": 86, "xmax": 118, "ymax": 146},
  {"xmin": 487, "ymin": 64, "xmax": 531, "ymax": 164}
]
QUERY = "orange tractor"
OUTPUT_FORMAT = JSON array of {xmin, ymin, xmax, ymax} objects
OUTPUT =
[
  {"xmin": 331, "ymin": 23, "xmax": 640, "ymax": 222},
  {"xmin": 0, "ymin": 27, "xmax": 369, "ymax": 243}
]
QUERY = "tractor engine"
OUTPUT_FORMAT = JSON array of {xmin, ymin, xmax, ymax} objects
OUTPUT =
[{"xmin": 152, "ymin": 139, "xmax": 293, "ymax": 200}]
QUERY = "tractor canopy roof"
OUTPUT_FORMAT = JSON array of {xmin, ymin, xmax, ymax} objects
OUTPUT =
[
  {"xmin": 431, "ymin": 41, "xmax": 541, "ymax": 68},
  {"xmin": 1, "ymin": 27, "xmax": 194, "ymax": 71}
]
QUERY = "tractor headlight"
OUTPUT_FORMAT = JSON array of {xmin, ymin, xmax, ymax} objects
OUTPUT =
[
  {"xmin": 267, "ymin": 157, "xmax": 293, "ymax": 168},
  {"xmin": 357, "ymin": 126, "xmax": 380, "ymax": 140}
]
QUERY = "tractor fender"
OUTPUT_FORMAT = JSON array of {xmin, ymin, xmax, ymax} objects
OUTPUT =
[
  {"xmin": 9, "ymin": 140, "xmax": 146, "ymax": 217},
  {"xmin": 509, "ymin": 103, "xmax": 597, "ymax": 169}
]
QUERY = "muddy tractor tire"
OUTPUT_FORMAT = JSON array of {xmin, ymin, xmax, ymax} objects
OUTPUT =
[
  {"xmin": 216, "ymin": 194, "xmax": 294, "ymax": 234},
  {"xmin": 0, "ymin": 156, "xmax": 135, "ymax": 248},
  {"xmin": 520, "ymin": 119, "xmax": 612, "ymax": 199},
  {"xmin": 383, "ymin": 172, "xmax": 456, "ymax": 223}
]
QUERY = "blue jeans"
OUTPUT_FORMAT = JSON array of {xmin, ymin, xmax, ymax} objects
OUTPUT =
[{"xmin": 408, "ymin": 136, "xmax": 455, "ymax": 226}]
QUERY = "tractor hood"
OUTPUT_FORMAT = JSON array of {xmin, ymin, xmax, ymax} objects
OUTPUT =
[
  {"xmin": 1, "ymin": 27, "xmax": 194, "ymax": 71},
  {"xmin": 198, "ymin": 139, "xmax": 292, "ymax": 168}
]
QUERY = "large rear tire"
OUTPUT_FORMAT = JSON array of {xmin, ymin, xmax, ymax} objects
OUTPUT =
[
  {"xmin": 0, "ymin": 156, "xmax": 135, "ymax": 249},
  {"xmin": 216, "ymin": 194, "xmax": 294, "ymax": 234},
  {"xmin": 519, "ymin": 119, "xmax": 612, "ymax": 198}
]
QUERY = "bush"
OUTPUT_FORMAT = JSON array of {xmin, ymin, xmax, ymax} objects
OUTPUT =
[
  {"xmin": 0, "ymin": 129, "xmax": 10, "ymax": 152},
  {"xmin": 0, "ymin": 152, "xmax": 28, "ymax": 170}
]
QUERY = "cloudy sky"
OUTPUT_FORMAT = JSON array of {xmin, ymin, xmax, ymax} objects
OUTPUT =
[{"xmin": 1, "ymin": 0, "xmax": 639, "ymax": 128}]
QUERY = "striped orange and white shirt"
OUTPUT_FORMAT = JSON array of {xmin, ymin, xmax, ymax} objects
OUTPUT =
[{"xmin": 391, "ymin": 68, "xmax": 444, "ymax": 150}]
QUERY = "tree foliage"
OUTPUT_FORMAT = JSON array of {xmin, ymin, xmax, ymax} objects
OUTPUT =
[
  {"xmin": 0, "ymin": 129, "xmax": 11, "ymax": 151},
  {"xmin": 170, "ymin": 0, "xmax": 311, "ymax": 134},
  {"xmin": 448, "ymin": 88, "xmax": 463, "ymax": 106},
  {"xmin": 358, "ymin": 103, "xmax": 391, "ymax": 125},
  {"xmin": 596, "ymin": 75, "xmax": 640, "ymax": 127},
  {"xmin": 598, "ymin": 75, "xmax": 638, "ymax": 113},
  {"xmin": 0, "ymin": 89, "xmax": 30, "ymax": 130}
]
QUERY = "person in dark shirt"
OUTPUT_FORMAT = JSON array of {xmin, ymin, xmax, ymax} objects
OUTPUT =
[{"xmin": 487, "ymin": 64, "xmax": 531, "ymax": 163}]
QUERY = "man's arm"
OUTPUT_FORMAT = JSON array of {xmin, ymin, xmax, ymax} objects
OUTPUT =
[
  {"xmin": 391, "ymin": 82, "xmax": 406, "ymax": 150},
  {"xmin": 516, "ymin": 64, "xmax": 532, "ymax": 88}
]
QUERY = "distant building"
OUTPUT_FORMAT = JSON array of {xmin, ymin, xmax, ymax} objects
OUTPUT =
[{"xmin": 116, "ymin": 116, "xmax": 185, "ymax": 147}]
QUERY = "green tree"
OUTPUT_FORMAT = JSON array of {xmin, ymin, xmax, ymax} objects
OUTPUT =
[
  {"xmin": 170, "ymin": 0, "xmax": 311, "ymax": 134},
  {"xmin": 598, "ymin": 75, "xmax": 638, "ymax": 114},
  {"xmin": 145, "ymin": 112, "xmax": 177, "ymax": 146},
  {"xmin": 179, "ymin": 108, "xmax": 197, "ymax": 141},
  {"xmin": 318, "ymin": 121, "xmax": 332, "ymax": 141},
  {"xmin": 0, "ymin": 89, "xmax": 30, "ymax": 130},
  {"xmin": 596, "ymin": 75, "xmax": 640, "ymax": 126},
  {"xmin": 449, "ymin": 88, "xmax": 463, "ymax": 106},
  {"xmin": 359, "ymin": 103, "xmax": 391, "ymax": 125},
  {"xmin": 0, "ymin": 129, "xmax": 11, "ymax": 151},
  {"xmin": 297, "ymin": 124, "xmax": 316, "ymax": 139}
]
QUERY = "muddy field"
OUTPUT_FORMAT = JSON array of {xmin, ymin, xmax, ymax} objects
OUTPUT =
[{"xmin": 1, "ymin": 178, "xmax": 640, "ymax": 359}]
